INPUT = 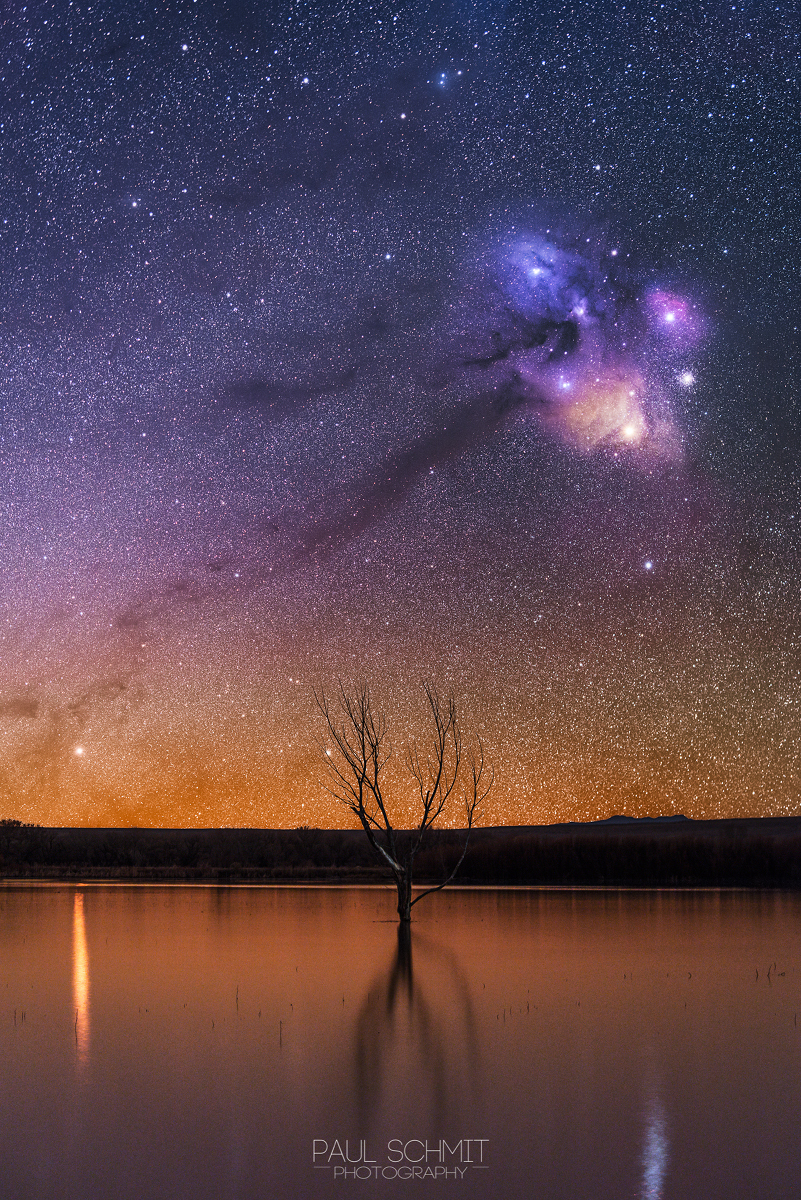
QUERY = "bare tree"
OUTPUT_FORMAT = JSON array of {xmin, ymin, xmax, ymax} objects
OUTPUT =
[{"xmin": 314, "ymin": 682, "xmax": 493, "ymax": 922}]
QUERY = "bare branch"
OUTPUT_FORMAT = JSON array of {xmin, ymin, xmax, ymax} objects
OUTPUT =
[
  {"xmin": 410, "ymin": 738, "xmax": 492, "ymax": 908},
  {"xmin": 314, "ymin": 683, "xmax": 402, "ymax": 872},
  {"xmin": 313, "ymin": 681, "xmax": 493, "ymax": 921}
]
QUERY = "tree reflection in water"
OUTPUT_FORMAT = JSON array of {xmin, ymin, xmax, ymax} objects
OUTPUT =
[{"xmin": 352, "ymin": 922, "xmax": 482, "ymax": 1129}]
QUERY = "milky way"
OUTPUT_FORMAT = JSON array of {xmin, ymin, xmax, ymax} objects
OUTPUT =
[{"xmin": 0, "ymin": 0, "xmax": 798, "ymax": 826}]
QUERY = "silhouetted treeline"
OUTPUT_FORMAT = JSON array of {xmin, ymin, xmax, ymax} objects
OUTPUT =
[
  {"xmin": 0, "ymin": 821, "xmax": 378, "ymax": 881},
  {"xmin": 456, "ymin": 818, "xmax": 801, "ymax": 887},
  {"xmin": 1, "ymin": 817, "xmax": 800, "ymax": 887}
]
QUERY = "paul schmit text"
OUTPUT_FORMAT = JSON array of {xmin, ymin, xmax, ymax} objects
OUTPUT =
[{"xmin": 313, "ymin": 1138, "xmax": 489, "ymax": 1167}]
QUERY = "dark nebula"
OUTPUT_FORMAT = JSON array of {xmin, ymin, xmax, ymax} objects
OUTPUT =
[{"xmin": 0, "ymin": 0, "xmax": 797, "ymax": 825}]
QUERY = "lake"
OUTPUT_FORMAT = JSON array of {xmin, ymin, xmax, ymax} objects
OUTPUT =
[{"xmin": 0, "ymin": 884, "xmax": 798, "ymax": 1199}]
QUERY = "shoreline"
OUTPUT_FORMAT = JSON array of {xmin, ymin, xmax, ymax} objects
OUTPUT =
[{"xmin": 2, "ymin": 816, "xmax": 800, "ymax": 888}]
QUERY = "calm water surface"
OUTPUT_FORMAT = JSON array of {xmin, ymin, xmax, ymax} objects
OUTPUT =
[{"xmin": 0, "ymin": 885, "xmax": 799, "ymax": 1199}]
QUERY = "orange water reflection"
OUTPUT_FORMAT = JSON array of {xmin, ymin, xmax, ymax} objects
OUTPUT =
[
  {"xmin": 0, "ymin": 885, "xmax": 798, "ymax": 1200},
  {"xmin": 72, "ymin": 890, "xmax": 90, "ymax": 1069}
]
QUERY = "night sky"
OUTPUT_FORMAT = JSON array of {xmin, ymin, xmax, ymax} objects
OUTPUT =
[{"xmin": 0, "ymin": 0, "xmax": 798, "ymax": 827}]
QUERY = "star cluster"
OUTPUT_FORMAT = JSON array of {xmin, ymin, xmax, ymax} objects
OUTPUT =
[{"xmin": 0, "ymin": 0, "xmax": 798, "ymax": 826}]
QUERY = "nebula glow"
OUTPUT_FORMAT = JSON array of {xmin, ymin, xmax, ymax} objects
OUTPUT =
[
  {"xmin": 646, "ymin": 290, "xmax": 708, "ymax": 346},
  {"xmin": 0, "ymin": 0, "xmax": 796, "ymax": 827},
  {"xmin": 464, "ymin": 236, "xmax": 696, "ymax": 460}
]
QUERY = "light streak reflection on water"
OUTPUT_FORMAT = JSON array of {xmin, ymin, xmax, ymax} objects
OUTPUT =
[
  {"xmin": 72, "ymin": 890, "xmax": 90, "ymax": 1069},
  {"xmin": 641, "ymin": 1091, "xmax": 669, "ymax": 1199}
]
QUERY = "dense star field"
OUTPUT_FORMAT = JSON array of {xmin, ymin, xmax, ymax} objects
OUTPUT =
[{"xmin": 0, "ymin": 0, "xmax": 798, "ymax": 826}]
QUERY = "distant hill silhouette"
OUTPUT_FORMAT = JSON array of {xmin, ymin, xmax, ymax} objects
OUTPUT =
[{"xmin": 597, "ymin": 814, "xmax": 691, "ymax": 824}]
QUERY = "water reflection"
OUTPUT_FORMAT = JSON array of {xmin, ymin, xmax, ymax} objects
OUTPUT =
[
  {"xmin": 1, "ymin": 886, "xmax": 799, "ymax": 1200},
  {"xmin": 641, "ymin": 1089, "xmax": 669, "ymax": 1199},
  {"xmin": 72, "ymin": 890, "xmax": 90, "ymax": 1068},
  {"xmin": 352, "ymin": 923, "xmax": 481, "ymax": 1128}
]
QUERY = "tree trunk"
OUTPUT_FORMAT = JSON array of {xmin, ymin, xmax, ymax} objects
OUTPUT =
[{"xmin": 396, "ymin": 868, "xmax": 413, "ymax": 923}]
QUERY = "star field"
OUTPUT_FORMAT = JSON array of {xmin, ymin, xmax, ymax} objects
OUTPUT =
[{"xmin": 0, "ymin": 0, "xmax": 798, "ymax": 826}]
